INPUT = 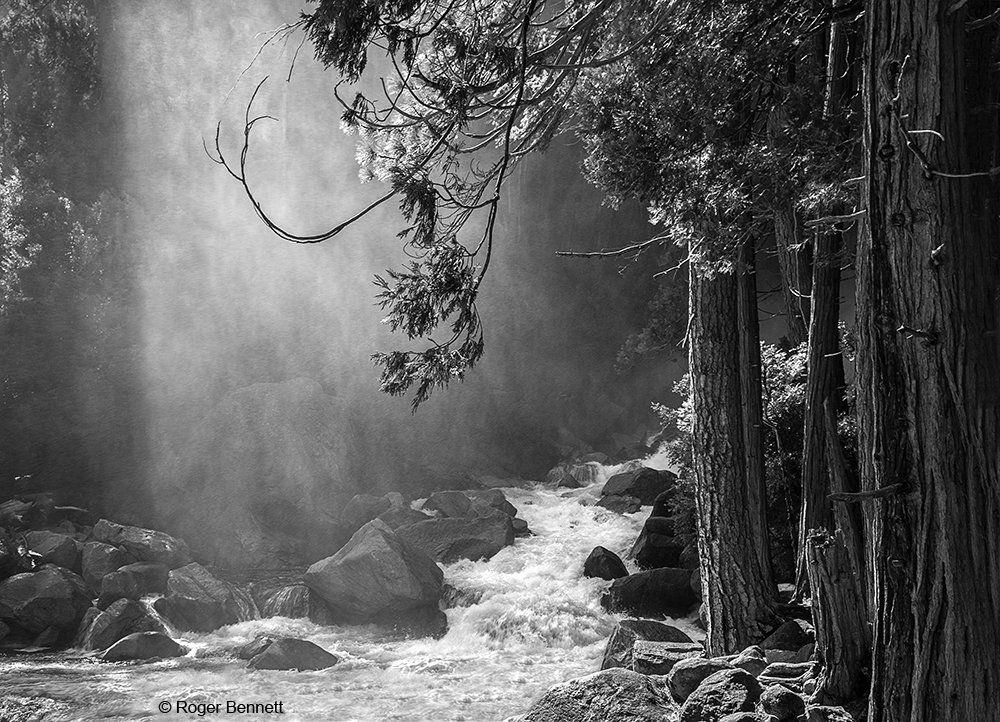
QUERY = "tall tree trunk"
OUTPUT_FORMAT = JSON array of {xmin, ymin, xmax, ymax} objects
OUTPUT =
[
  {"xmin": 794, "ymin": 229, "xmax": 846, "ymax": 595},
  {"xmin": 859, "ymin": 1, "xmax": 1000, "ymax": 719},
  {"xmin": 690, "ymin": 242, "xmax": 777, "ymax": 656},
  {"xmin": 737, "ymin": 238, "xmax": 774, "ymax": 592},
  {"xmin": 773, "ymin": 201, "xmax": 811, "ymax": 346}
]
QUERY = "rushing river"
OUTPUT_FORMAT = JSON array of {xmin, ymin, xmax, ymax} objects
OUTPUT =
[{"xmin": 0, "ymin": 457, "xmax": 699, "ymax": 722}]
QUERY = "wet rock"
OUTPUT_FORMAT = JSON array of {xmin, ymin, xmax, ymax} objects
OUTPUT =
[
  {"xmin": 166, "ymin": 563, "xmax": 241, "ymax": 621},
  {"xmin": 669, "ymin": 657, "xmax": 736, "ymax": 702},
  {"xmin": 760, "ymin": 684, "xmax": 806, "ymax": 721},
  {"xmin": 762, "ymin": 619, "xmax": 814, "ymax": 653},
  {"xmin": 465, "ymin": 489, "xmax": 517, "ymax": 517},
  {"xmin": 422, "ymin": 490, "xmax": 473, "ymax": 518},
  {"xmin": 396, "ymin": 512, "xmax": 514, "ymax": 563},
  {"xmin": 601, "ymin": 467, "xmax": 676, "ymax": 505},
  {"xmin": 511, "ymin": 518, "xmax": 531, "ymax": 537},
  {"xmin": 80, "ymin": 542, "xmax": 135, "ymax": 590},
  {"xmin": 519, "ymin": 667, "xmax": 677, "ymax": 722},
  {"xmin": 339, "ymin": 494, "xmax": 391, "ymax": 536},
  {"xmin": 247, "ymin": 636, "xmax": 339, "ymax": 671},
  {"xmin": 0, "ymin": 565, "xmax": 92, "ymax": 634},
  {"xmin": 759, "ymin": 661, "xmax": 817, "ymax": 692},
  {"xmin": 727, "ymin": 645, "xmax": 767, "ymax": 677},
  {"xmin": 92, "ymin": 520, "xmax": 191, "ymax": 569},
  {"xmin": 601, "ymin": 568, "xmax": 699, "ymax": 617},
  {"xmin": 805, "ymin": 705, "xmax": 854, "ymax": 722},
  {"xmin": 235, "ymin": 634, "xmax": 275, "ymax": 660},
  {"xmin": 583, "ymin": 546, "xmax": 628, "ymax": 581},
  {"xmin": 97, "ymin": 562, "xmax": 169, "ymax": 609},
  {"xmin": 632, "ymin": 640, "xmax": 704, "ymax": 675},
  {"xmin": 153, "ymin": 595, "xmax": 230, "ymax": 633},
  {"xmin": 102, "ymin": 631, "xmax": 185, "ymax": 661},
  {"xmin": 678, "ymin": 668, "xmax": 763, "ymax": 722},
  {"xmin": 601, "ymin": 618, "xmax": 695, "ymax": 670},
  {"xmin": 630, "ymin": 516, "xmax": 685, "ymax": 570},
  {"xmin": 77, "ymin": 598, "xmax": 166, "ymax": 650},
  {"xmin": 377, "ymin": 506, "xmax": 434, "ymax": 531},
  {"xmin": 25, "ymin": 531, "xmax": 81, "ymax": 572},
  {"xmin": 30, "ymin": 626, "xmax": 60, "ymax": 648},
  {"xmin": 303, "ymin": 520, "xmax": 443, "ymax": 623},
  {"xmin": 596, "ymin": 495, "xmax": 642, "ymax": 514}
]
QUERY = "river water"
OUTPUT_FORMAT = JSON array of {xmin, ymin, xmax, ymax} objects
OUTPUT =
[{"xmin": 0, "ymin": 458, "xmax": 698, "ymax": 722}]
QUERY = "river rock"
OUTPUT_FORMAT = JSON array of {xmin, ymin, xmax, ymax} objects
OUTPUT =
[
  {"xmin": 422, "ymin": 491, "xmax": 473, "ymax": 518},
  {"xmin": 511, "ymin": 518, "xmax": 531, "ymax": 537},
  {"xmin": 247, "ymin": 637, "xmax": 340, "ymax": 671},
  {"xmin": 519, "ymin": 667, "xmax": 677, "ymax": 722},
  {"xmin": 583, "ymin": 546, "xmax": 628, "ymax": 580},
  {"xmin": 153, "ymin": 595, "xmax": 230, "ymax": 632},
  {"xmin": 81, "ymin": 542, "xmax": 135, "ymax": 590},
  {"xmin": 76, "ymin": 598, "xmax": 166, "ymax": 650},
  {"xmin": 97, "ymin": 562, "xmax": 169, "ymax": 609},
  {"xmin": 396, "ymin": 511, "xmax": 514, "ymax": 563},
  {"xmin": 678, "ymin": 668, "xmax": 763, "ymax": 722},
  {"xmin": 102, "ymin": 631, "xmax": 185, "ymax": 661},
  {"xmin": 727, "ymin": 645, "xmax": 767, "ymax": 677},
  {"xmin": 762, "ymin": 619, "xmax": 814, "ymax": 653},
  {"xmin": 601, "ymin": 568, "xmax": 699, "ymax": 617},
  {"xmin": 596, "ymin": 495, "xmax": 642, "ymax": 514},
  {"xmin": 758, "ymin": 661, "xmax": 817, "ymax": 691},
  {"xmin": 760, "ymin": 683, "xmax": 806, "ymax": 721},
  {"xmin": 0, "ymin": 565, "xmax": 92, "ymax": 634},
  {"xmin": 465, "ymin": 489, "xmax": 517, "ymax": 517},
  {"xmin": 805, "ymin": 705, "xmax": 854, "ymax": 722},
  {"xmin": 92, "ymin": 520, "xmax": 190, "ymax": 569},
  {"xmin": 167, "ymin": 563, "xmax": 240, "ymax": 617},
  {"xmin": 669, "ymin": 657, "xmax": 736, "ymax": 701},
  {"xmin": 378, "ymin": 506, "xmax": 434, "ymax": 530},
  {"xmin": 601, "ymin": 467, "xmax": 676, "ymax": 505},
  {"xmin": 633, "ymin": 640, "xmax": 705, "ymax": 675},
  {"xmin": 630, "ymin": 516, "xmax": 685, "ymax": 570},
  {"xmin": 601, "ymin": 618, "xmax": 695, "ymax": 670},
  {"xmin": 25, "ymin": 531, "xmax": 81, "ymax": 572},
  {"xmin": 304, "ymin": 520, "xmax": 443, "ymax": 623}
]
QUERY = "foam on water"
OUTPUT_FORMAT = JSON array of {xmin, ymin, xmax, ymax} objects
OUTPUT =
[{"xmin": 0, "ymin": 459, "xmax": 694, "ymax": 721}]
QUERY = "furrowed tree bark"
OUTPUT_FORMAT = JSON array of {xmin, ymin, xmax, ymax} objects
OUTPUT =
[
  {"xmin": 690, "ymin": 240, "xmax": 778, "ymax": 656},
  {"xmin": 806, "ymin": 529, "xmax": 871, "ymax": 704},
  {"xmin": 737, "ymin": 237, "xmax": 774, "ymax": 592},
  {"xmin": 859, "ymin": 1, "xmax": 1000, "ymax": 719}
]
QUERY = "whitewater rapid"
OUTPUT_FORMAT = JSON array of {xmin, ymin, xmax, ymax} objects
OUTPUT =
[{"xmin": 0, "ymin": 456, "xmax": 698, "ymax": 722}]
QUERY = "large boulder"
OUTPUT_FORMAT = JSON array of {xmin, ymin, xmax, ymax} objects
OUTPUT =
[
  {"xmin": 601, "ymin": 618, "xmax": 695, "ymax": 670},
  {"xmin": 465, "ymin": 489, "xmax": 517, "ymax": 517},
  {"xmin": 421, "ymin": 491, "xmax": 474, "ymax": 518},
  {"xmin": 102, "ymin": 631, "xmax": 186, "ymax": 661},
  {"xmin": 761, "ymin": 620, "xmax": 815, "ymax": 662},
  {"xmin": 92, "ymin": 520, "xmax": 191, "ymax": 569},
  {"xmin": 152, "ymin": 595, "xmax": 229, "ymax": 633},
  {"xmin": 378, "ymin": 506, "xmax": 434, "ymax": 530},
  {"xmin": 151, "ymin": 562, "xmax": 245, "ymax": 631},
  {"xmin": 247, "ymin": 637, "xmax": 340, "ymax": 671},
  {"xmin": 583, "ymin": 546, "xmax": 628, "ymax": 581},
  {"xmin": 81, "ymin": 542, "xmax": 135, "ymax": 590},
  {"xmin": 0, "ymin": 565, "xmax": 92, "ymax": 634},
  {"xmin": 519, "ymin": 667, "xmax": 677, "ymax": 722},
  {"xmin": 396, "ymin": 512, "xmax": 514, "ymax": 563},
  {"xmin": 596, "ymin": 495, "xmax": 642, "ymax": 514},
  {"xmin": 601, "ymin": 568, "xmax": 699, "ymax": 617},
  {"xmin": 601, "ymin": 467, "xmax": 676, "ymax": 505},
  {"xmin": 678, "ymin": 669, "xmax": 763, "ymax": 722},
  {"xmin": 157, "ymin": 379, "xmax": 360, "ymax": 568},
  {"xmin": 75, "ymin": 598, "xmax": 166, "ymax": 650},
  {"xmin": 630, "ymin": 517, "xmax": 685, "ymax": 570},
  {"xmin": 633, "ymin": 640, "xmax": 705, "ymax": 675},
  {"xmin": 669, "ymin": 657, "xmax": 737, "ymax": 702},
  {"xmin": 303, "ymin": 520, "xmax": 443, "ymax": 624},
  {"xmin": 760, "ymin": 684, "xmax": 807, "ymax": 722},
  {"xmin": 25, "ymin": 531, "xmax": 81, "ymax": 572},
  {"xmin": 97, "ymin": 562, "xmax": 169, "ymax": 609}
]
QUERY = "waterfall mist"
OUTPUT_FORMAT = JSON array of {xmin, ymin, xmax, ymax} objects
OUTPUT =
[{"xmin": 86, "ymin": 0, "xmax": 681, "ymax": 564}]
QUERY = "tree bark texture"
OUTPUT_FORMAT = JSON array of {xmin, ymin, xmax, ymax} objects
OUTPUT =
[
  {"xmin": 737, "ymin": 238, "xmax": 774, "ymax": 592},
  {"xmin": 690, "ymin": 247, "xmax": 778, "ymax": 656},
  {"xmin": 859, "ymin": 2, "xmax": 1000, "ymax": 719},
  {"xmin": 806, "ymin": 529, "xmax": 871, "ymax": 704}
]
